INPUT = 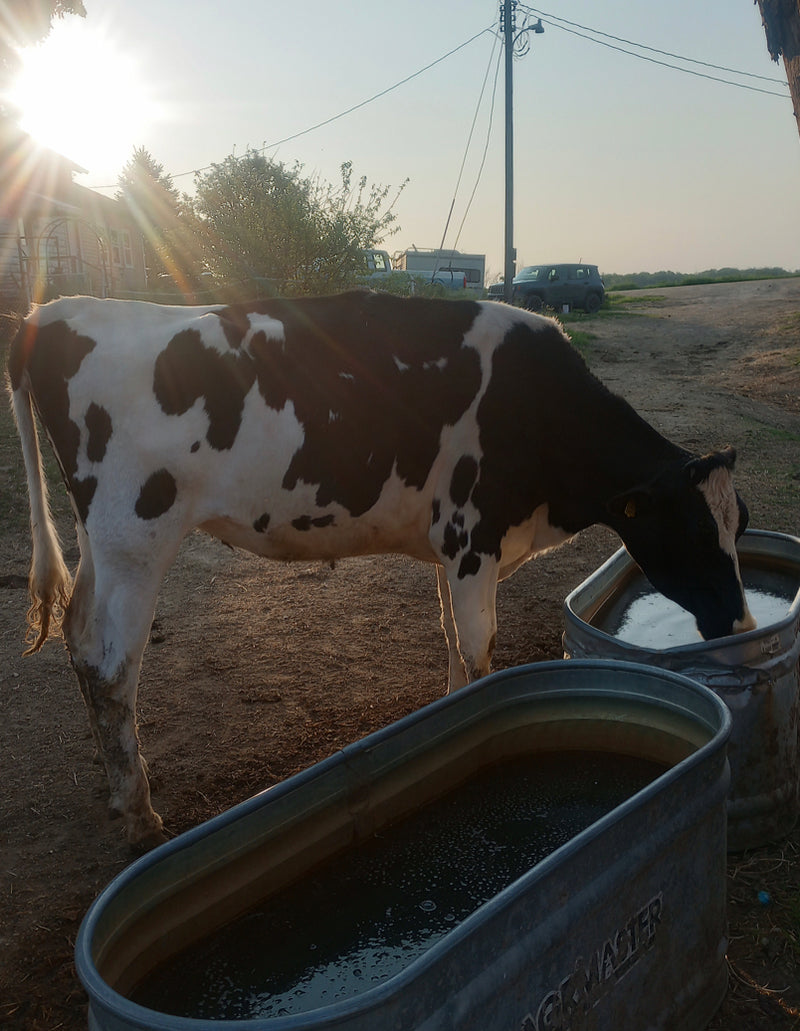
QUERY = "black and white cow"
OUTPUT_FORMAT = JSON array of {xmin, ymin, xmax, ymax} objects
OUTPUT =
[{"xmin": 9, "ymin": 290, "xmax": 753, "ymax": 847}]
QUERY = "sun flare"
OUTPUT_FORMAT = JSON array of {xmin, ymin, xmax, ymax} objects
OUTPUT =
[{"xmin": 8, "ymin": 17, "xmax": 160, "ymax": 177}]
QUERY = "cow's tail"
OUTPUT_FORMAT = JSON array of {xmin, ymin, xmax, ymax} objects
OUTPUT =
[{"xmin": 8, "ymin": 324, "xmax": 73, "ymax": 655}]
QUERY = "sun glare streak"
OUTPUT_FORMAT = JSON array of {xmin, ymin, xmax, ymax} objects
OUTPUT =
[{"xmin": 7, "ymin": 17, "xmax": 161, "ymax": 177}]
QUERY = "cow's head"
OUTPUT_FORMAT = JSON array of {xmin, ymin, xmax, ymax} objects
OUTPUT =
[{"xmin": 608, "ymin": 446, "xmax": 754, "ymax": 640}]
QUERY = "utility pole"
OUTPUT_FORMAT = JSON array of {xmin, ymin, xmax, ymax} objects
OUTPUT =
[
  {"xmin": 503, "ymin": 0, "xmax": 515, "ymax": 304},
  {"xmin": 501, "ymin": 3, "xmax": 543, "ymax": 303}
]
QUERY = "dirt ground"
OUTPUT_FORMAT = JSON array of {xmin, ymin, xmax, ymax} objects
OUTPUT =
[{"xmin": 1, "ymin": 279, "xmax": 799, "ymax": 1029}]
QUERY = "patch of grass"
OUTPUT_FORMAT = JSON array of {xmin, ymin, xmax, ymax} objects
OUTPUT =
[
  {"xmin": 558, "ymin": 295, "xmax": 666, "ymax": 325},
  {"xmin": 563, "ymin": 328, "xmax": 594, "ymax": 353},
  {"xmin": 751, "ymin": 422, "xmax": 800, "ymax": 444},
  {"xmin": 605, "ymin": 292, "xmax": 667, "ymax": 310}
]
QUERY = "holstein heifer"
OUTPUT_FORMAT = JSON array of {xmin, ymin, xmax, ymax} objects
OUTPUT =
[{"xmin": 9, "ymin": 291, "xmax": 754, "ymax": 847}]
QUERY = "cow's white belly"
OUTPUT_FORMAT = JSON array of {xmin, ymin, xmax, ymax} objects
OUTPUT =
[
  {"xmin": 498, "ymin": 503, "xmax": 573, "ymax": 580},
  {"xmin": 199, "ymin": 467, "xmax": 438, "ymax": 564}
]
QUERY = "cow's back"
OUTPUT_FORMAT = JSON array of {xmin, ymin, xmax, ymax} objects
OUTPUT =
[{"xmin": 14, "ymin": 294, "xmax": 548, "ymax": 560}]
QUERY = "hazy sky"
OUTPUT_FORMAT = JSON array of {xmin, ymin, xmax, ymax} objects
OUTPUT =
[{"xmin": 12, "ymin": 0, "xmax": 800, "ymax": 280}]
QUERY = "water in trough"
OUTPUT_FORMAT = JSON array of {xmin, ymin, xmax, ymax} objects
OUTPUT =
[
  {"xmin": 596, "ymin": 569, "xmax": 796, "ymax": 650},
  {"xmin": 131, "ymin": 750, "xmax": 666, "ymax": 1020}
]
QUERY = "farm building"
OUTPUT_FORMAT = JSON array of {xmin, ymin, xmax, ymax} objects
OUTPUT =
[{"xmin": 0, "ymin": 122, "xmax": 147, "ymax": 307}]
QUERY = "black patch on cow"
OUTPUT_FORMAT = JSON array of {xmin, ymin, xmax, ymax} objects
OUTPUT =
[
  {"xmin": 10, "ymin": 319, "xmax": 96, "ymax": 491},
  {"xmin": 292, "ymin": 514, "xmax": 336, "ymax": 532},
  {"xmin": 442, "ymin": 522, "xmax": 460, "ymax": 559},
  {"xmin": 135, "ymin": 469, "xmax": 177, "ymax": 520},
  {"xmin": 452, "ymin": 511, "xmax": 465, "ymax": 528},
  {"xmin": 72, "ymin": 476, "xmax": 98, "ymax": 526},
  {"xmin": 253, "ymin": 512, "xmax": 271, "ymax": 533},
  {"xmin": 153, "ymin": 329, "xmax": 256, "ymax": 450},
  {"xmin": 450, "ymin": 456, "xmax": 478, "ymax": 508},
  {"xmin": 214, "ymin": 307, "xmax": 257, "ymax": 350},
  {"xmin": 442, "ymin": 519, "xmax": 469, "ymax": 560},
  {"xmin": 250, "ymin": 292, "xmax": 483, "ymax": 516},
  {"xmin": 190, "ymin": 441, "xmax": 200, "ymax": 453},
  {"xmin": 151, "ymin": 293, "xmax": 483, "ymax": 518},
  {"xmin": 458, "ymin": 551, "xmax": 481, "ymax": 578},
  {"xmin": 468, "ymin": 320, "xmax": 682, "ymax": 563},
  {"xmin": 85, "ymin": 402, "xmax": 112, "ymax": 463},
  {"xmin": 431, "ymin": 499, "xmax": 441, "ymax": 525}
]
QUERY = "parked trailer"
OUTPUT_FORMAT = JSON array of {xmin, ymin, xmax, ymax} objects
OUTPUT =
[
  {"xmin": 362, "ymin": 251, "xmax": 471, "ymax": 291},
  {"xmin": 396, "ymin": 248, "xmax": 486, "ymax": 290}
]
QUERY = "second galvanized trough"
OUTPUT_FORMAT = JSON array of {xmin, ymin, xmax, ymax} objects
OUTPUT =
[
  {"xmin": 76, "ymin": 660, "xmax": 731, "ymax": 1031},
  {"xmin": 564, "ymin": 528, "xmax": 800, "ymax": 851}
]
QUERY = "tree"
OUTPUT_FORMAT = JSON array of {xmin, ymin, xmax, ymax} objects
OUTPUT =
[
  {"xmin": 0, "ymin": 0, "xmax": 85, "ymax": 116},
  {"xmin": 185, "ymin": 151, "xmax": 404, "ymax": 296},
  {"xmin": 756, "ymin": 0, "xmax": 800, "ymax": 140},
  {"xmin": 116, "ymin": 146, "xmax": 182, "ymax": 285}
]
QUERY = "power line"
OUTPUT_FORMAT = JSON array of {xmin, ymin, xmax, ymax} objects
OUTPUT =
[
  {"xmin": 85, "ymin": 9, "xmax": 791, "ymax": 200},
  {"xmin": 451, "ymin": 40, "xmax": 504, "ymax": 255},
  {"xmin": 434, "ymin": 27, "xmax": 502, "ymax": 270},
  {"xmin": 85, "ymin": 25, "xmax": 496, "ymax": 190},
  {"xmin": 523, "ymin": 6, "xmax": 788, "ymax": 83},
  {"xmin": 520, "ymin": 5, "xmax": 791, "ymax": 98}
]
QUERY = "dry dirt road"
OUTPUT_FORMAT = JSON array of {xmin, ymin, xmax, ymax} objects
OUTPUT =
[{"xmin": 1, "ymin": 278, "xmax": 799, "ymax": 1029}]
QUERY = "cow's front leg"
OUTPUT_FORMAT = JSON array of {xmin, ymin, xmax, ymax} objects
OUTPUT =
[
  {"xmin": 442, "ymin": 557, "xmax": 499, "ymax": 692},
  {"xmin": 436, "ymin": 565, "xmax": 468, "ymax": 691}
]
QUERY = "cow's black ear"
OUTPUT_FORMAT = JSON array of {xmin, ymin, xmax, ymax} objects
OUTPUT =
[
  {"xmin": 685, "ymin": 445, "xmax": 737, "ymax": 486},
  {"xmin": 607, "ymin": 488, "xmax": 653, "ymax": 520}
]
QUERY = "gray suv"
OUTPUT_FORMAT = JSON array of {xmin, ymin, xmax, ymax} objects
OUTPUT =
[{"xmin": 489, "ymin": 263, "xmax": 605, "ymax": 313}]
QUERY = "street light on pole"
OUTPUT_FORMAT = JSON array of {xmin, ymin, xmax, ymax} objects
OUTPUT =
[{"xmin": 502, "ymin": 2, "xmax": 544, "ymax": 304}]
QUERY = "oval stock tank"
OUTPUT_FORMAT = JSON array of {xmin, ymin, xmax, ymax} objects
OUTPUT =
[
  {"xmin": 564, "ymin": 529, "xmax": 800, "ymax": 851},
  {"xmin": 76, "ymin": 661, "xmax": 731, "ymax": 1031}
]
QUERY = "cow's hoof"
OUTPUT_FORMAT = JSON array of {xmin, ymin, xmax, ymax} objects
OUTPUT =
[{"xmin": 126, "ymin": 813, "xmax": 168, "ymax": 853}]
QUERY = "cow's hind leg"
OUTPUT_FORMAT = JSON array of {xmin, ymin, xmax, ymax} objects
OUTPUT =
[
  {"xmin": 64, "ymin": 539, "xmax": 176, "ymax": 849},
  {"xmin": 441, "ymin": 558, "xmax": 499, "ymax": 692}
]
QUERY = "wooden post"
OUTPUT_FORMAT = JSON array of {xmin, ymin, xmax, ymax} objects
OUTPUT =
[{"xmin": 757, "ymin": 0, "xmax": 800, "ymax": 140}]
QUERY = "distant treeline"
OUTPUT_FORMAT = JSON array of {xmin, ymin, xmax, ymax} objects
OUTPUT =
[{"xmin": 603, "ymin": 268, "xmax": 800, "ymax": 291}]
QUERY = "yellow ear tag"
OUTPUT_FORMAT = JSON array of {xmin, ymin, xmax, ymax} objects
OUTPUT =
[{"xmin": 624, "ymin": 499, "xmax": 637, "ymax": 518}]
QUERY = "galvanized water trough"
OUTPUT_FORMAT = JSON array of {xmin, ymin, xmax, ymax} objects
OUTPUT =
[
  {"xmin": 564, "ymin": 528, "xmax": 800, "ymax": 851},
  {"xmin": 76, "ymin": 660, "xmax": 731, "ymax": 1031}
]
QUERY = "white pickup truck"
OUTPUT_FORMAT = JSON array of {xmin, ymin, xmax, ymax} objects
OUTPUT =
[
  {"xmin": 362, "ymin": 250, "xmax": 404, "ymax": 279},
  {"xmin": 429, "ymin": 268, "xmax": 468, "ymax": 290}
]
